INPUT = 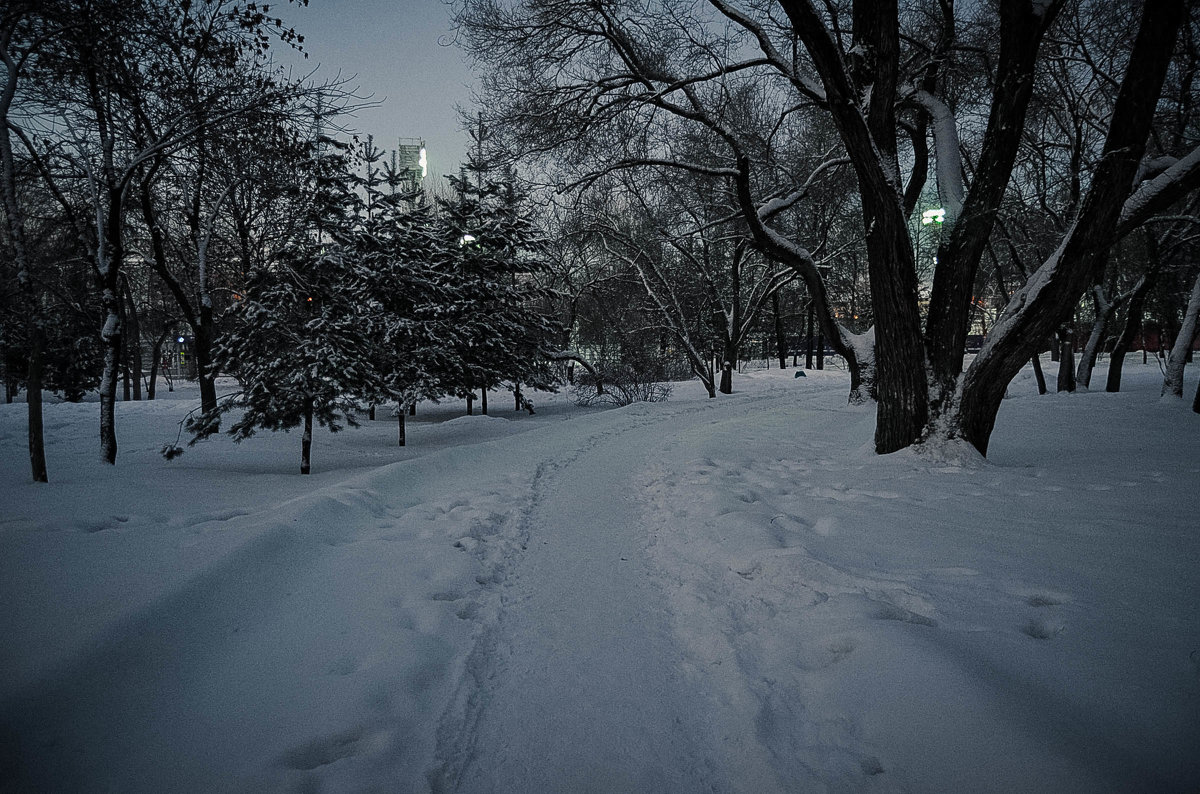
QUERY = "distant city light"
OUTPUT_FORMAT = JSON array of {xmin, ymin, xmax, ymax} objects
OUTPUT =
[
  {"xmin": 177, "ymin": 336, "xmax": 185, "ymax": 343},
  {"xmin": 921, "ymin": 207, "xmax": 946, "ymax": 225}
]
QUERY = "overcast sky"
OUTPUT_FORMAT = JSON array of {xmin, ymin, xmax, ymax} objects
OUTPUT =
[{"xmin": 275, "ymin": 1, "xmax": 477, "ymax": 187}]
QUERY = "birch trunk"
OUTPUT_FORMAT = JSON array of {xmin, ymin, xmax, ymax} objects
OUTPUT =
[{"xmin": 1162, "ymin": 269, "xmax": 1200, "ymax": 397}]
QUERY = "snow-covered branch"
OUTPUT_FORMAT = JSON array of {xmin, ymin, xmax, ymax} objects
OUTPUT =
[
  {"xmin": 561, "ymin": 158, "xmax": 739, "ymax": 194},
  {"xmin": 911, "ymin": 88, "xmax": 965, "ymax": 222},
  {"xmin": 757, "ymin": 155, "xmax": 850, "ymax": 221},
  {"xmin": 1117, "ymin": 144, "xmax": 1200, "ymax": 236}
]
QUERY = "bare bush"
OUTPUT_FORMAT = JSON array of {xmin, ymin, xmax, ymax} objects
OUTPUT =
[{"xmin": 571, "ymin": 359, "xmax": 673, "ymax": 407}]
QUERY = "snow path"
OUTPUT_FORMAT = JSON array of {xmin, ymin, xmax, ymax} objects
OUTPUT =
[
  {"xmin": 3, "ymin": 366, "xmax": 1198, "ymax": 792},
  {"xmin": 434, "ymin": 403, "xmax": 740, "ymax": 792}
]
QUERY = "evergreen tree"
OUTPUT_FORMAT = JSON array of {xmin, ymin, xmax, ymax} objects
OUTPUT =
[
  {"xmin": 437, "ymin": 167, "xmax": 560, "ymax": 410},
  {"xmin": 188, "ymin": 136, "xmax": 375, "ymax": 474},
  {"xmin": 359, "ymin": 176, "xmax": 462, "ymax": 443}
]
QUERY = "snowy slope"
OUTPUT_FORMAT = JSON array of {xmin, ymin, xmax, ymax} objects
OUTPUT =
[{"xmin": 1, "ymin": 361, "xmax": 1197, "ymax": 792}]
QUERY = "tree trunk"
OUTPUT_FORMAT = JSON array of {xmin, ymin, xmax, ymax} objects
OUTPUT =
[
  {"xmin": 948, "ymin": 0, "xmax": 1184, "ymax": 455},
  {"xmin": 301, "ymin": 397, "xmax": 313, "ymax": 474},
  {"xmin": 924, "ymin": 0, "xmax": 1061, "ymax": 412},
  {"xmin": 123, "ymin": 278, "xmax": 142, "ymax": 400},
  {"xmin": 805, "ymin": 300, "xmax": 814, "ymax": 369},
  {"xmin": 99, "ymin": 304, "xmax": 121, "ymax": 465},
  {"xmin": 481, "ymin": 387, "xmax": 488, "ymax": 415},
  {"xmin": 1075, "ymin": 285, "xmax": 1109, "ymax": 389},
  {"xmin": 397, "ymin": 402, "xmax": 406, "ymax": 446},
  {"xmin": 719, "ymin": 339, "xmax": 737, "ymax": 394},
  {"xmin": 1031, "ymin": 353, "xmax": 1047, "ymax": 395},
  {"xmin": 1192, "ymin": 377, "xmax": 1200, "ymax": 414},
  {"xmin": 27, "ymin": 331, "xmax": 48, "ymax": 483},
  {"xmin": 1107, "ymin": 274, "xmax": 1154, "ymax": 392},
  {"xmin": 0, "ymin": 70, "xmax": 47, "ymax": 481},
  {"xmin": 1162, "ymin": 268, "xmax": 1200, "ymax": 397},
  {"xmin": 1056, "ymin": 327, "xmax": 1076, "ymax": 393},
  {"xmin": 772, "ymin": 290, "xmax": 787, "ymax": 369},
  {"xmin": 195, "ymin": 304, "xmax": 218, "ymax": 414},
  {"xmin": 122, "ymin": 328, "xmax": 132, "ymax": 402}
]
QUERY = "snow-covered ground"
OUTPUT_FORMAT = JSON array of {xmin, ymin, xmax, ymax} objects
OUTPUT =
[{"xmin": 1, "ymin": 358, "xmax": 1197, "ymax": 793}]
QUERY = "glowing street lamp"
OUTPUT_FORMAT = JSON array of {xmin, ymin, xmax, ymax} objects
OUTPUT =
[{"xmin": 921, "ymin": 207, "xmax": 946, "ymax": 225}]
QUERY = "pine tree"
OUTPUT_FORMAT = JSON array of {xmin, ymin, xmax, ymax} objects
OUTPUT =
[
  {"xmin": 188, "ymin": 135, "xmax": 376, "ymax": 474},
  {"xmin": 437, "ymin": 164, "xmax": 560, "ymax": 411},
  {"xmin": 359, "ymin": 178, "xmax": 462, "ymax": 444}
]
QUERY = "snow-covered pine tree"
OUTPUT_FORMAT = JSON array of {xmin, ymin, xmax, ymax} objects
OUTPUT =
[
  {"xmin": 188, "ymin": 134, "xmax": 375, "ymax": 474},
  {"xmin": 358, "ymin": 171, "xmax": 463, "ymax": 445},
  {"xmin": 437, "ymin": 164, "xmax": 560, "ymax": 411}
]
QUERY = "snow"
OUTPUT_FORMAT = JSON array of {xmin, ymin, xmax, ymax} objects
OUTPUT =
[
  {"xmin": 912, "ymin": 89, "xmax": 965, "ymax": 222},
  {"xmin": 2, "ymin": 361, "xmax": 1198, "ymax": 792},
  {"xmin": 1119, "ymin": 143, "xmax": 1200, "ymax": 229}
]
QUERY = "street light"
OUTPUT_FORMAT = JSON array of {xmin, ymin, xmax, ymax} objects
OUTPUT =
[{"xmin": 921, "ymin": 207, "xmax": 946, "ymax": 225}]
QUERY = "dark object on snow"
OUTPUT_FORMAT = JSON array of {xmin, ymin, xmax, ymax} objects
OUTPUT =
[{"xmin": 794, "ymin": 371, "xmax": 806, "ymax": 378}]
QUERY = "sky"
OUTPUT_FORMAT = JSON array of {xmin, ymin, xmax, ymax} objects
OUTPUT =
[{"xmin": 274, "ymin": 1, "xmax": 478, "ymax": 187}]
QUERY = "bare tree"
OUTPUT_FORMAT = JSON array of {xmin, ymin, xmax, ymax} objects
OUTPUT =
[
  {"xmin": 10, "ymin": 0, "xmax": 307, "ymax": 463},
  {"xmin": 0, "ymin": 2, "xmax": 48, "ymax": 481},
  {"xmin": 459, "ymin": 0, "xmax": 1199, "ymax": 454}
]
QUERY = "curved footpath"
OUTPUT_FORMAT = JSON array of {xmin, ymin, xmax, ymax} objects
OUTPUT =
[{"xmin": 434, "ymin": 402, "xmax": 729, "ymax": 791}]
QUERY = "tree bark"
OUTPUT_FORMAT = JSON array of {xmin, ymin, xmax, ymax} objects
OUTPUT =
[
  {"xmin": 950, "ymin": 0, "xmax": 1185, "ymax": 455},
  {"xmin": 1162, "ymin": 268, "xmax": 1200, "ymax": 397},
  {"xmin": 719, "ymin": 339, "xmax": 737, "ymax": 394},
  {"xmin": 1056, "ymin": 327, "xmax": 1076, "ymax": 393},
  {"xmin": 123, "ymin": 277, "xmax": 142, "ymax": 400},
  {"xmin": 1031, "ymin": 353, "xmax": 1047, "ymax": 395},
  {"xmin": 301, "ymin": 397, "xmax": 313, "ymax": 474},
  {"xmin": 1106, "ymin": 274, "xmax": 1154, "ymax": 392},
  {"xmin": 780, "ymin": 0, "xmax": 926, "ymax": 451},
  {"xmin": 925, "ymin": 0, "xmax": 1062, "ymax": 408},
  {"xmin": 1075, "ymin": 283, "xmax": 1115, "ymax": 390},
  {"xmin": 397, "ymin": 402, "xmax": 406, "ymax": 446},
  {"xmin": 0, "ymin": 27, "xmax": 48, "ymax": 482},
  {"xmin": 195, "ymin": 302, "xmax": 218, "ymax": 413},
  {"xmin": 805, "ymin": 300, "xmax": 814, "ymax": 369},
  {"xmin": 772, "ymin": 290, "xmax": 787, "ymax": 369},
  {"xmin": 26, "ymin": 331, "xmax": 48, "ymax": 483},
  {"xmin": 99, "ymin": 181, "xmax": 126, "ymax": 465}
]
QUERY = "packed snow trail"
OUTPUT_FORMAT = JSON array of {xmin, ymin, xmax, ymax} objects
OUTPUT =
[
  {"xmin": 433, "ymin": 403, "xmax": 759, "ymax": 792},
  {"xmin": 3, "ymin": 367, "xmax": 1198, "ymax": 792}
]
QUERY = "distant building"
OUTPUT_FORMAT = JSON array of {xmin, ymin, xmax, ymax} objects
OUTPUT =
[{"xmin": 394, "ymin": 138, "xmax": 427, "ymax": 190}]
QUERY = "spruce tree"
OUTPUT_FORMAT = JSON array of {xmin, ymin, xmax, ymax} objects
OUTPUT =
[
  {"xmin": 189, "ymin": 135, "xmax": 375, "ymax": 474},
  {"xmin": 437, "ymin": 165, "xmax": 559, "ymax": 410}
]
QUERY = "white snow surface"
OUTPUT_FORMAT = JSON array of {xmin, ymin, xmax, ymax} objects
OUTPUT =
[{"xmin": 2, "ymin": 361, "xmax": 1198, "ymax": 792}]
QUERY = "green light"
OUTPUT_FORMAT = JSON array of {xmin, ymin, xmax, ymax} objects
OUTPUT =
[{"xmin": 921, "ymin": 208, "xmax": 945, "ymax": 225}]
